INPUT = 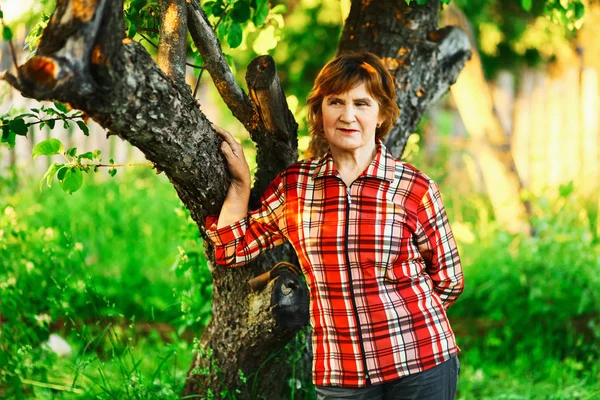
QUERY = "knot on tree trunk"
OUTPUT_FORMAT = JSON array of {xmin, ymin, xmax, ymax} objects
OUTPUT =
[{"xmin": 271, "ymin": 267, "xmax": 309, "ymax": 329}]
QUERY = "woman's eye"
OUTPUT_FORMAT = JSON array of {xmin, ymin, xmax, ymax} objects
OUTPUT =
[{"xmin": 355, "ymin": 102, "xmax": 366, "ymax": 107}]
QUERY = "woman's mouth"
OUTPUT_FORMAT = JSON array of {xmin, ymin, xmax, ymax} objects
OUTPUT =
[{"xmin": 338, "ymin": 128, "xmax": 359, "ymax": 134}]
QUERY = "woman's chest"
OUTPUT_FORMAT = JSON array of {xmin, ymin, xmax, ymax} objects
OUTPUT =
[{"xmin": 282, "ymin": 178, "xmax": 419, "ymax": 266}]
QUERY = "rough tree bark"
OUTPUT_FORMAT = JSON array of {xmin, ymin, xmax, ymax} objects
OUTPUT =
[{"xmin": 2, "ymin": 0, "xmax": 469, "ymax": 398}]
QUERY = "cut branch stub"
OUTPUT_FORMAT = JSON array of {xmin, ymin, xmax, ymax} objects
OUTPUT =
[
  {"xmin": 245, "ymin": 55, "xmax": 298, "ymax": 204},
  {"xmin": 10, "ymin": 0, "xmax": 127, "ymax": 101},
  {"xmin": 429, "ymin": 26, "xmax": 472, "ymax": 86},
  {"xmin": 246, "ymin": 55, "xmax": 297, "ymax": 145}
]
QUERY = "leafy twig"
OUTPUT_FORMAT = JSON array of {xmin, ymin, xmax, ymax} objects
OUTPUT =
[
  {"xmin": 193, "ymin": 4, "xmax": 229, "ymax": 99},
  {"xmin": 80, "ymin": 162, "xmax": 153, "ymax": 168}
]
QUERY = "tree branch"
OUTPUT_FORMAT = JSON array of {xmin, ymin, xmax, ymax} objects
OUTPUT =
[
  {"xmin": 157, "ymin": 0, "xmax": 187, "ymax": 84},
  {"xmin": 186, "ymin": 0, "xmax": 254, "ymax": 128}
]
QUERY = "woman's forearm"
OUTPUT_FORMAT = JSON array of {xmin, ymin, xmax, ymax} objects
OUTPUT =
[{"xmin": 217, "ymin": 182, "xmax": 250, "ymax": 229}]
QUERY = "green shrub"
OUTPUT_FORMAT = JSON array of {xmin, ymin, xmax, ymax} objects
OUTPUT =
[{"xmin": 450, "ymin": 186, "xmax": 600, "ymax": 367}]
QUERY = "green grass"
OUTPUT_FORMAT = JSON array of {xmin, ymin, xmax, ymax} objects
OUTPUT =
[
  {"xmin": 457, "ymin": 356, "xmax": 600, "ymax": 399},
  {"xmin": 0, "ymin": 167, "xmax": 209, "ymax": 398}
]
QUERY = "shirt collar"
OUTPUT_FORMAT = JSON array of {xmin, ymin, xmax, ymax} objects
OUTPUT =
[{"xmin": 312, "ymin": 139, "xmax": 396, "ymax": 183}]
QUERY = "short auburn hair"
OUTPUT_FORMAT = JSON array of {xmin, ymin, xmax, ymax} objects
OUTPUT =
[{"xmin": 306, "ymin": 52, "xmax": 400, "ymax": 140}]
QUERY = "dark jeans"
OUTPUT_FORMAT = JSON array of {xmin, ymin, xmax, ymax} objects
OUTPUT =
[{"xmin": 316, "ymin": 356, "xmax": 460, "ymax": 400}]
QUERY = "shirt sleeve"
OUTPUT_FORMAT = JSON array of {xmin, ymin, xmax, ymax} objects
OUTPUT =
[
  {"xmin": 205, "ymin": 173, "xmax": 287, "ymax": 267},
  {"xmin": 415, "ymin": 180, "xmax": 464, "ymax": 309}
]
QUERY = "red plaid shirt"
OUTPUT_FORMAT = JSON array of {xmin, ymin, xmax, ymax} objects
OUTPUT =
[{"xmin": 206, "ymin": 140, "xmax": 464, "ymax": 387}]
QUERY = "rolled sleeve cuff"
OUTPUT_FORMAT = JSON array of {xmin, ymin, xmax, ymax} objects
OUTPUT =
[{"xmin": 205, "ymin": 214, "xmax": 248, "ymax": 246}]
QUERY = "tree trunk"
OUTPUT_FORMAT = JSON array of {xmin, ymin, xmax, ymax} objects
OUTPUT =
[{"xmin": 3, "ymin": 0, "xmax": 470, "ymax": 398}]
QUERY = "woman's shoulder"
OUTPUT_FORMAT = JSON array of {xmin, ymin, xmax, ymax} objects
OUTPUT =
[{"xmin": 394, "ymin": 160, "xmax": 434, "ymax": 185}]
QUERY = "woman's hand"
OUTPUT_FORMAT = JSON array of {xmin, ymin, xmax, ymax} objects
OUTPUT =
[
  {"xmin": 213, "ymin": 124, "xmax": 251, "ymax": 229},
  {"xmin": 214, "ymin": 124, "xmax": 251, "ymax": 192}
]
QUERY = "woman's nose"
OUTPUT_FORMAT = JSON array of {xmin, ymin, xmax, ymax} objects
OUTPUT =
[{"xmin": 340, "ymin": 105, "xmax": 356, "ymax": 122}]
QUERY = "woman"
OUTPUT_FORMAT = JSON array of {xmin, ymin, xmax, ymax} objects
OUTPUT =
[{"xmin": 207, "ymin": 52, "xmax": 464, "ymax": 399}]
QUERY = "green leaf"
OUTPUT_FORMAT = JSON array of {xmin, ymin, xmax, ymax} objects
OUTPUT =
[
  {"xmin": 231, "ymin": 1, "xmax": 251, "ymax": 23},
  {"xmin": 212, "ymin": 1, "xmax": 226, "ymax": 17},
  {"xmin": 416, "ymin": 0, "xmax": 428, "ymax": 4},
  {"xmin": 60, "ymin": 167, "xmax": 83, "ymax": 194},
  {"xmin": 224, "ymin": 53, "xmax": 237, "ymax": 74},
  {"xmin": 252, "ymin": 0, "xmax": 269, "ymax": 26},
  {"xmin": 128, "ymin": 23, "xmax": 137, "ymax": 39},
  {"xmin": 1, "ymin": 129, "xmax": 16, "ymax": 149},
  {"xmin": 202, "ymin": 1, "xmax": 216, "ymax": 16},
  {"xmin": 57, "ymin": 166, "xmax": 68, "ymax": 181},
  {"xmin": 271, "ymin": 4, "xmax": 286, "ymax": 14},
  {"xmin": 574, "ymin": 2, "xmax": 585, "ymax": 19},
  {"xmin": 39, "ymin": 162, "xmax": 58, "ymax": 191},
  {"xmin": 76, "ymin": 120, "xmax": 90, "ymax": 136},
  {"xmin": 521, "ymin": 0, "xmax": 532, "ymax": 11},
  {"xmin": 32, "ymin": 138, "xmax": 64, "ymax": 159},
  {"xmin": 2, "ymin": 26, "xmax": 13, "ymax": 41},
  {"xmin": 47, "ymin": 119, "xmax": 55, "ymax": 129},
  {"xmin": 78, "ymin": 151, "xmax": 94, "ymax": 161},
  {"xmin": 227, "ymin": 23, "xmax": 243, "ymax": 48},
  {"xmin": 0, "ymin": 11, "xmax": 4, "ymax": 19},
  {"xmin": 66, "ymin": 147, "xmax": 77, "ymax": 157},
  {"xmin": 405, "ymin": 0, "xmax": 411, "ymax": 5},
  {"xmin": 9, "ymin": 118, "xmax": 28, "ymax": 136},
  {"xmin": 92, "ymin": 149, "xmax": 101, "ymax": 159},
  {"xmin": 109, "ymin": 168, "xmax": 117, "ymax": 177},
  {"xmin": 43, "ymin": 106, "xmax": 56, "ymax": 115},
  {"xmin": 54, "ymin": 102, "xmax": 69, "ymax": 113},
  {"xmin": 216, "ymin": 18, "xmax": 231, "ymax": 40},
  {"xmin": 558, "ymin": 181, "xmax": 574, "ymax": 198},
  {"xmin": 132, "ymin": 0, "xmax": 147, "ymax": 10}
]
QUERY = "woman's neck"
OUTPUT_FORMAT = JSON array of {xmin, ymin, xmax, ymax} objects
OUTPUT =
[{"xmin": 330, "ymin": 142, "xmax": 377, "ymax": 187}]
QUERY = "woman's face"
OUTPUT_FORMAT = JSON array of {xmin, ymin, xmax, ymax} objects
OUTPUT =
[{"xmin": 321, "ymin": 82, "xmax": 383, "ymax": 156}]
